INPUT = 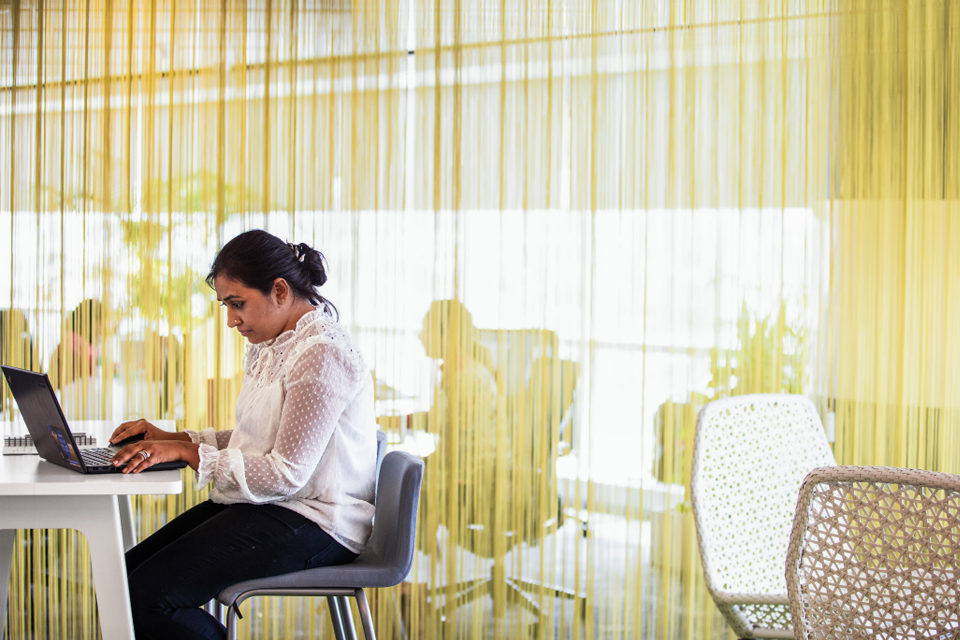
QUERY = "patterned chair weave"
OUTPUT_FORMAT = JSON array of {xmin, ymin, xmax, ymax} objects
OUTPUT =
[
  {"xmin": 738, "ymin": 603, "xmax": 794, "ymax": 631},
  {"xmin": 786, "ymin": 466, "xmax": 960, "ymax": 640},
  {"xmin": 691, "ymin": 394, "xmax": 836, "ymax": 638}
]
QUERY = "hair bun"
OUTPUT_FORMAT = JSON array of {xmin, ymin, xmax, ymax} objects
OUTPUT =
[
  {"xmin": 298, "ymin": 243, "xmax": 328, "ymax": 287},
  {"xmin": 209, "ymin": 230, "xmax": 338, "ymax": 319}
]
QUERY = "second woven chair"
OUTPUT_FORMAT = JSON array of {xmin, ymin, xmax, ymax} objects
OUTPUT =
[
  {"xmin": 786, "ymin": 466, "xmax": 960, "ymax": 640},
  {"xmin": 690, "ymin": 394, "xmax": 836, "ymax": 639}
]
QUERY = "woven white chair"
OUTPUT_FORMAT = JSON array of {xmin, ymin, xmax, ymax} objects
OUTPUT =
[
  {"xmin": 690, "ymin": 394, "xmax": 836, "ymax": 639},
  {"xmin": 786, "ymin": 466, "xmax": 960, "ymax": 640}
]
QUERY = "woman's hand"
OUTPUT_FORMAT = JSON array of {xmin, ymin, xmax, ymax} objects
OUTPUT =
[
  {"xmin": 110, "ymin": 418, "xmax": 190, "ymax": 444},
  {"xmin": 111, "ymin": 440, "xmax": 200, "ymax": 474}
]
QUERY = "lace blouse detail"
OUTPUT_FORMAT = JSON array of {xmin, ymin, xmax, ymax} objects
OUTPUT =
[
  {"xmin": 186, "ymin": 309, "xmax": 377, "ymax": 553},
  {"xmin": 242, "ymin": 311, "xmax": 362, "ymax": 387}
]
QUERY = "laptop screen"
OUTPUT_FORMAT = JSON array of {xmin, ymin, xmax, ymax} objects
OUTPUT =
[{"xmin": 2, "ymin": 365, "xmax": 86, "ymax": 471}]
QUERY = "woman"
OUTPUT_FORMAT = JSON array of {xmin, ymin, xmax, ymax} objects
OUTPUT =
[{"xmin": 109, "ymin": 229, "xmax": 378, "ymax": 640}]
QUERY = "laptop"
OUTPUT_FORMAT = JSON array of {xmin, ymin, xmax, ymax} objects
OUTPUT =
[{"xmin": 1, "ymin": 365, "xmax": 187, "ymax": 474}]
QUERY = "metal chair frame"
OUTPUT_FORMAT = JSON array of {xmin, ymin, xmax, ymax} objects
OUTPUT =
[{"xmin": 218, "ymin": 447, "xmax": 423, "ymax": 640}]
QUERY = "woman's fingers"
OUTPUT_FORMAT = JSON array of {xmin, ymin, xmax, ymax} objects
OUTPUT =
[
  {"xmin": 111, "ymin": 442, "xmax": 141, "ymax": 470},
  {"xmin": 109, "ymin": 418, "xmax": 154, "ymax": 444},
  {"xmin": 109, "ymin": 419, "xmax": 142, "ymax": 443},
  {"xmin": 111, "ymin": 441, "xmax": 174, "ymax": 473}
]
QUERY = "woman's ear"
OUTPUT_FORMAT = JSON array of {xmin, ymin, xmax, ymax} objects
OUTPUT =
[{"xmin": 272, "ymin": 278, "xmax": 290, "ymax": 305}]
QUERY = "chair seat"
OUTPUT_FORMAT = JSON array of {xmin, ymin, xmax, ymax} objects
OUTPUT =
[{"xmin": 217, "ymin": 554, "xmax": 406, "ymax": 603}]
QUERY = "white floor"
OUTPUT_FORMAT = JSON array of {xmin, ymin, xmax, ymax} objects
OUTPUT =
[{"xmin": 236, "ymin": 512, "xmax": 731, "ymax": 639}]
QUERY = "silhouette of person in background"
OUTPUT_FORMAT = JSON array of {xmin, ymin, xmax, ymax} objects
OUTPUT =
[
  {"xmin": 378, "ymin": 299, "xmax": 497, "ymax": 436},
  {"xmin": 0, "ymin": 308, "xmax": 40, "ymax": 412},
  {"xmin": 391, "ymin": 300, "xmax": 500, "ymax": 620},
  {"xmin": 0, "ymin": 308, "xmax": 39, "ymax": 372},
  {"xmin": 418, "ymin": 299, "xmax": 497, "ymax": 432},
  {"xmin": 49, "ymin": 298, "xmax": 106, "ymax": 389},
  {"xmin": 390, "ymin": 300, "xmax": 580, "ymax": 625}
]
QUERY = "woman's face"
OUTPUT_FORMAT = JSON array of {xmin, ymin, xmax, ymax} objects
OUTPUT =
[{"xmin": 214, "ymin": 275, "xmax": 291, "ymax": 344}]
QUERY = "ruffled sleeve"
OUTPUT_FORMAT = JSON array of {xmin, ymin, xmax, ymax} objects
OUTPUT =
[{"xmin": 184, "ymin": 428, "xmax": 233, "ymax": 449}]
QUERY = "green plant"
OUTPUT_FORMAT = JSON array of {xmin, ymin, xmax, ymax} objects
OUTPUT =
[
  {"xmin": 141, "ymin": 171, "xmax": 261, "ymax": 215},
  {"xmin": 653, "ymin": 300, "xmax": 808, "ymax": 485},
  {"xmin": 708, "ymin": 301, "xmax": 807, "ymax": 397}
]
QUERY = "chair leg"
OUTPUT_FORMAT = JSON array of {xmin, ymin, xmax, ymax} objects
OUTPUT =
[
  {"xmin": 440, "ymin": 576, "xmax": 492, "ymax": 618},
  {"xmin": 511, "ymin": 576, "xmax": 581, "ymax": 601},
  {"xmin": 445, "ymin": 576, "xmax": 488, "ymax": 595},
  {"xmin": 327, "ymin": 595, "xmax": 347, "ymax": 640},
  {"xmin": 225, "ymin": 602, "xmax": 239, "ymax": 640},
  {"xmin": 214, "ymin": 600, "xmax": 225, "ymax": 624},
  {"xmin": 504, "ymin": 577, "xmax": 547, "ymax": 619},
  {"xmin": 337, "ymin": 595, "xmax": 359, "ymax": 640},
  {"xmin": 355, "ymin": 589, "xmax": 377, "ymax": 640}
]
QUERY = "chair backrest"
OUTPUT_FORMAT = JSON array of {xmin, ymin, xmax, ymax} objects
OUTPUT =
[
  {"xmin": 363, "ymin": 450, "xmax": 424, "ymax": 586},
  {"xmin": 375, "ymin": 429, "xmax": 386, "ymax": 481},
  {"xmin": 475, "ymin": 328, "xmax": 559, "ymax": 402},
  {"xmin": 526, "ymin": 356, "xmax": 580, "ymax": 454},
  {"xmin": 459, "ymin": 329, "xmax": 576, "ymax": 551},
  {"xmin": 691, "ymin": 395, "xmax": 836, "ymax": 608},
  {"xmin": 786, "ymin": 466, "xmax": 960, "ymax": 640}
]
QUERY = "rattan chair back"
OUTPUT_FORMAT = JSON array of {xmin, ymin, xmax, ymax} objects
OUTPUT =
[{"xmin": 786, "ymin": 466, "xmax": 960, "ymax": 640}]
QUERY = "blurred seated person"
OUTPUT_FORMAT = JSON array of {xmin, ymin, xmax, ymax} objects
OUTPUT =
[
  {"xmin": 137, "ymin": 329, "xmax": 184, "ymax": 418},
  {"xmin": 1, "ymin": 308, "xmax": 40, "ymax": 412},
  {"xmin": 378, "ymin": 299, "xmax": 497, "ymax": 439},
  {"xmin": 0, "ymin": 308, "xmax": 39, "ymax": 371},
  {"xmin": 380, "ymin": 300, "xmax": 500, "ymax": 566},
  {"xmin": 48, "ymin": 298, "xmax": 107, "ymax": 389}
]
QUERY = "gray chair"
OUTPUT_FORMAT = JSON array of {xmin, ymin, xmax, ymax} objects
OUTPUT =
[{"xmin": 217, "ymin": 449, "xmax": 424, "ymax": 640}]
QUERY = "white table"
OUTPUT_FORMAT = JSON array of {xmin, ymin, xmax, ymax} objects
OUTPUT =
[{"xmin": 0, "ymin": 420, "xmax": 184, "ymax": 640}]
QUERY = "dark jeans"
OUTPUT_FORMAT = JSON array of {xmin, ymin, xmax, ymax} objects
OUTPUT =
[{"xmin": 126, "ymin": 500, "xmax": 357, "ymax": 640}]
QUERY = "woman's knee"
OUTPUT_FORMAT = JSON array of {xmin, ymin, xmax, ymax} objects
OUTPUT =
[
  {"xmin": 128, "ymin": 565, "xmax": 224, "ymax": 640},
  {"xmin": 128, "ymin": 565, "xmax": 169, "ymax": 617},
  {"xmin": 128, "ymin": 560, "xmax": 204, "ymax": 618}
]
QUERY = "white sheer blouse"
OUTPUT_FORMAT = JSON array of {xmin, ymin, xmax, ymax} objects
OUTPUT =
[{"xmin": 186, "ymin": 309, "xmax": 378, "ymax": 553}]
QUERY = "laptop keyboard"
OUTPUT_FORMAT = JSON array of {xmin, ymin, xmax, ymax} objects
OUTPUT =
[{"xmin": 79, "ymin": 447, "xmax": 119, "ymax": 469}]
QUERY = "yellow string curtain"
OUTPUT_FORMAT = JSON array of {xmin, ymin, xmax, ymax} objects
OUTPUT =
[
  {"xmin": 0, "ymin": 1, "xmax": 405, "ymax": 637},
  {"xmin": 827, "ymin": 0, "xmax": 960, "ymax": 473},
  {"xmin": 0, "ymin": 0, "xmax": 957, "ymax": 638}
]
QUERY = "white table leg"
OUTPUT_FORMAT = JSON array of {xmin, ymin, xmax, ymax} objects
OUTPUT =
[
  {"xmin": 118, "ymin": 495, "xmax": 136, "ymax": 551},
  {"xmin": 0, "ymin": 529, "xmax": 14, "ymax": 640},
  {"xmin": 74, "ymin": 495, "xmax": 135, "ymax": 640},
  {"xmin": 0, "ymin": 495, "xmax": 135, "ymax": 640}
]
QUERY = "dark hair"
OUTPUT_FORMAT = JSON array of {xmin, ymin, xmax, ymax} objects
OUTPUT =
[
  {"xmin": 67, "ymin": 298, "xmax": 104, "ymax": 338},
  {"xmin": 206, "ymin": 229, "xmax": 338, "ymax": 318}
]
